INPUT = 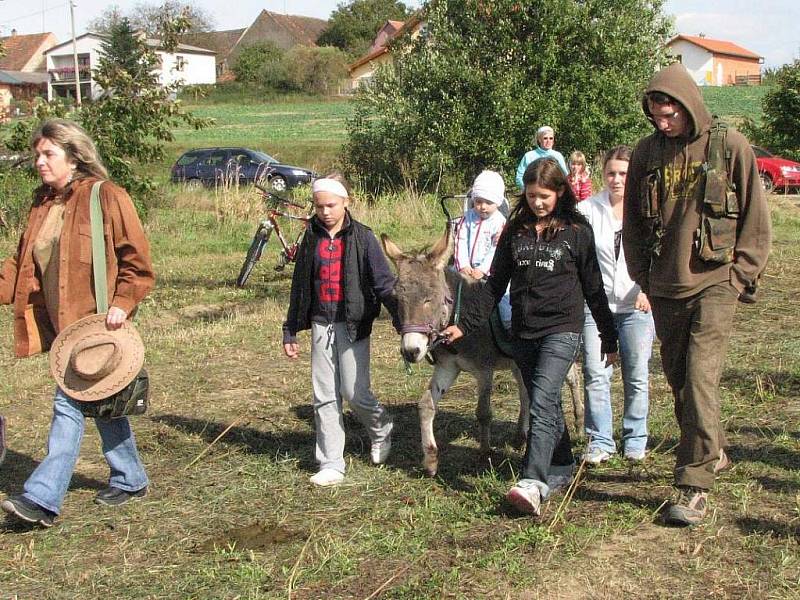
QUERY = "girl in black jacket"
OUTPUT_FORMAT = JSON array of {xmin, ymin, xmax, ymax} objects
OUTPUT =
[{"xmin": 443, "ymin": 158, "xmax": 618, "ymax": 516}]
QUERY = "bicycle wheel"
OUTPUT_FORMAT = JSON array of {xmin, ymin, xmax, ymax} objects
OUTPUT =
[{"xmin": 236, "ymin": 227, "xmax": 272, "ymax": 287}]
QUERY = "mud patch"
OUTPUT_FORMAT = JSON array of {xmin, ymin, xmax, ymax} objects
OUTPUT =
[{"xmin": 196, "ymin": 520, "xmax": 305, "ymax": 552}]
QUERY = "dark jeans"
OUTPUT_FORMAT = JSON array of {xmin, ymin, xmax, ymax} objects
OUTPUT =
[
  {"xmin": 651, "ymin": 283, "xmax": 738, "ymax": 490},
  {"xmin": 513, "ymin": 332, "xmax": 580, "ymax": 498}
]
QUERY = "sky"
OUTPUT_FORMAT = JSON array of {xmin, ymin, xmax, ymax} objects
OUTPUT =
[{"xmin": 1, "ymin": 0, "xmax": 798, "ymax": 68}]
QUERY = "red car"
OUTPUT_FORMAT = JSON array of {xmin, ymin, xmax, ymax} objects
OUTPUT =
[{"xmin": 752, "ymin": 145, "xmax": 800, "ymax": 193}]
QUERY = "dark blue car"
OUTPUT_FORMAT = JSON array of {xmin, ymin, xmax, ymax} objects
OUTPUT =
[{"xmin": 170, "ymin": 147, "xmax": 315, "ymax": 192}]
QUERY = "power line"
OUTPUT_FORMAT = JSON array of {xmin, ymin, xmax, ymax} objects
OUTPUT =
[{"xmin": 0, "ymin": 2, "xmax": 67, "ymax": 28}]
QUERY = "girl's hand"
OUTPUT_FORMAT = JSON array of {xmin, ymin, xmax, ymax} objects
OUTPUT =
[
  {"xmin": 459, "ymin": 267, "xmax": 474, "ymax": 279},
  {"xmin": 441, "ymin": 325, "xmax": 464, "ymax": 343},
  {"xmin": 106, "ymin": 307, "xmax": 128, "ymax": 330},
  {"xmin": 634, "ymin": 292, "xmax": 651, "ymax": 312},
  {"xmin": 472, "ymin": 269, "xmax": 486, "ymax": 280},
  {"xmin": 284, "ymin": 342, "xmax": 300, "ymax": 359},
  {"xmin": 603, "ymin": 352, "xmax": 618, "ymax": 367}
]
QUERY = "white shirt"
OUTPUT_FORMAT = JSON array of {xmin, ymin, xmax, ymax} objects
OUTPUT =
[
  {"xmin": 454, "ymin": 208, "xmax": 506, "ymax": 274},
  {"xmin": 578, "ymin": 189, "xmax": 641, "ymax": 313}
]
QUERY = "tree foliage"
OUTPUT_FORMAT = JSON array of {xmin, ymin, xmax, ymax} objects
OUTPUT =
[
  {"xmin": 79, "ymin": 17, "xmax": 210, "ymax": 205},
  {"xmin": 87, "ymin": 1, "xmax": 215, "ymax": 35},
  {"xmin": 345, "ymin": 0, "xmax": 672, "ymax": 192},
  {"xmin": 317, "ymin": 0, "xmax": 412, "ymax": 56},
  {"xmin": 232, "ymin": 42, "xmax": 289, "ymax": 88},
  {"xmin": 285, "ymin": 46, "xmax": 350, "ymax": 95},
  {"xmin": 743, "ymin": 59, "xmax": 800, "ymax": 162}
]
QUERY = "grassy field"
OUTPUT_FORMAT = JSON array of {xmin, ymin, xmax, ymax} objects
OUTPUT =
[
  {"xmin": 0, "ymin": 183, "xmax": 798, "ymax": 597},
  {"xmin": 1, "ymin": 87, "xmax": 797, "ymax": 598}
]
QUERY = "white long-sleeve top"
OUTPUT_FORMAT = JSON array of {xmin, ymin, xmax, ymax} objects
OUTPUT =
[
  {"xmin": 578, "ymin": 189, "xmax": 641, "ymax": 313},
  {"xmin": 453, "ymin": 208, "xmax": 506, "ymax": 274}
]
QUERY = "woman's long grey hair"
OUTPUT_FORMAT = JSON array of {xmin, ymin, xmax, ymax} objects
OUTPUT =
[{"xmin": 31, "ymin": 119, "xmax": 109, "ymax": 180}]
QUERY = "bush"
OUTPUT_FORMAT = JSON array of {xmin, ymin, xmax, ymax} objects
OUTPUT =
[
  {"xmin": 345, "ymin": 0, "xmax": 672, "ymax": 193},
  {"xmin": 232, "ymin": 42, "xmax": 290, "ymax": 89},
  {"xmin": 285, "ymin": 46, "xmax": 349, "ymax": 95},
  {"xmin": 742, "ymin": 59, "xmax": 800, "ymax": 161},
  {"xmin": 0, "ymin": 167, "xmax": 38, "ymax": 234}
]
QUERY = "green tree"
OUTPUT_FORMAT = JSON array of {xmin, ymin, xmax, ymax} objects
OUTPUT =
[
  {"xmin": 317, "ymin": 0, "xmax": 411, "ymax": 56},
  {"xmin": 345, "ymin": 0, "xmax": 672, "ymax": 191},
  {"xmin": 232, "ymin": 42, "xmax": 289, "ymax": 89},
  {"xmin": 80, "ymin": 16, "xmax": 210, "ymax": 206},
  {"xmin": 744, "ymin": 59, "xmax": 800, "ymax": 162},
  {"xmin": 285, "ymin": 46, "xmax": 349, "ymax": 95}
]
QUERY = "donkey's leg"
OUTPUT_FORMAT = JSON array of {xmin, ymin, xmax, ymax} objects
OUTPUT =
[
  {"xmin": 565, "ymin": 363, "xmax": 584, "ymax": 438},
  {"xmin": 420, "ymin": 361, "xmax": 460, "ymax": 477},
  {"xmin": 511, "ymin": 363, "xmax": 529, "ymax": 449},
  {"xmin": 474, "ymin": 369, "xmax": 494, "ymax": 456}
]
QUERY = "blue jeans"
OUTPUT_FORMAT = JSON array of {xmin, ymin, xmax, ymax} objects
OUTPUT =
[
  {"xmin": 513, "ymin": 332, "xmax": 581, "ymax": 499},
  {"xmin": 582, "ymin": 309, "xmax": 654, "ymax": 455},
  {"xmin": 23, "ymin": 387, "xmax": 148, "ymax": 515}
]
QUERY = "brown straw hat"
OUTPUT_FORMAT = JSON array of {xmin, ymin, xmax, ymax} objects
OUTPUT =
[{"xmin": 49, "ymin": 314, "xmax": 144, "ymax": 402}]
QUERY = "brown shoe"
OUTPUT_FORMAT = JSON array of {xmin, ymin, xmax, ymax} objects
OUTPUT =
[
  {"xmin": 664, "ymin": 487, "xmax": 708, "ymax": 527},
  {"xmin": 714, "ymin": 449, "xmax": 731, "ymax": 474}
]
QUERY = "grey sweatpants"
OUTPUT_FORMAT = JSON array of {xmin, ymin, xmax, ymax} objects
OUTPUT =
[{"xmin": 310, "ymin": 322, "xmax": 393, "ymax": 473}]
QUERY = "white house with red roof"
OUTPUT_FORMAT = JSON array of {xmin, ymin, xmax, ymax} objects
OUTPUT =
[{"xmin": 666, "ymin": 34, "xmax": 763, "ymax": 86}]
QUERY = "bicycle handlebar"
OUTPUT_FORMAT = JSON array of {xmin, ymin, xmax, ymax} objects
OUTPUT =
[{"xmin": 254, "ymin": 183, "xmax": 308, "ymax": 210}]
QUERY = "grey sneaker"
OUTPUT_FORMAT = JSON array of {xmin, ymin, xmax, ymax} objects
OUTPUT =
[
  {"xmin": 664, "ymin": 487, "xmax": 708, "ymax": 527},
  {"xmin": 582, "ymin": 447, "xmax": 612, "ymax": 465},
  {"xmin": 506, "ymin": 480, "xmax": 542, "ymax": 516},
  {"xmin": 1, "ymin": 495, "xmax": 55, "ymax": 528}
]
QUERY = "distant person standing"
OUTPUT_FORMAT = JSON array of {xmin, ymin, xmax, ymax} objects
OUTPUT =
[
  {"xmin": 568, "ymin": 150, "xmax": 593, "ymax": 201},
  {"xmin": 623, "ymin": 63, "xmax": 771, "ymax": 527},
  {"xmin": 515, "ymin": 125, "xmax": 568, "ymax": 188}
]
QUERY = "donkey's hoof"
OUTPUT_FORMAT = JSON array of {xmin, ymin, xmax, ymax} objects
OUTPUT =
[{"xmin": 422, "ymin": 453, "xmax": 439, "ymax": 478}]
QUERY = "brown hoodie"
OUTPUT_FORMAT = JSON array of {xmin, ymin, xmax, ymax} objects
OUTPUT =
[{"xmin": 622, "ymin": 63, "xmax": 771, "ymax": 299}]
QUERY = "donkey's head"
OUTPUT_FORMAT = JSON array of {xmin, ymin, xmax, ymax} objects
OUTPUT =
[{"xmin": 382, "ymin": 228, "xmax": 453, "ymax": 363}]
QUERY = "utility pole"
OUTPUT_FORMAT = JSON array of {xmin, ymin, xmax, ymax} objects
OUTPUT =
[{"xmin": 69, "ymin": 0, "xmax": 82, "ymax": 106}]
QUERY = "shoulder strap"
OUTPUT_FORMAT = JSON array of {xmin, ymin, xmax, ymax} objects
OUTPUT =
[
  {"xmin": 704, "ymin": 117, "xmax": 732, "ymax": 216},
  {"xmin": 89, "ymin": 181, "xmax": 109, "ymax": 314}
]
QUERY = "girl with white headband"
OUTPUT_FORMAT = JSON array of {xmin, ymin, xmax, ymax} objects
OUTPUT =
[{"xmin": 283, "ymin": 173, "xmax": 398, "ymax": 486}]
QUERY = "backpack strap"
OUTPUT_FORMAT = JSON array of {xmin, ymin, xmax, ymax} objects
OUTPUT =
[
  {"xmin": 704, "ymin": 117, "xmax": 730, "ymax": 216},
  {"xmin": 89, "ymin": 181, "xmax": 109, "ymax": 314}
]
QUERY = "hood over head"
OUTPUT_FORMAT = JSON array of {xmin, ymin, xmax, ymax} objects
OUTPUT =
[{"xmin": 641, "ymin": 63, "xmax": 713, "ymax": 140}]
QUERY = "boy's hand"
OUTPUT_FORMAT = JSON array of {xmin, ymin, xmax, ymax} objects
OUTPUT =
[
  {"xmin": 284, "ymin": 342, "xmax": 300, "ymax": 359},
  {"xmin": 603, "ymin": 352, "xmax": 618, "ymax": 368}
]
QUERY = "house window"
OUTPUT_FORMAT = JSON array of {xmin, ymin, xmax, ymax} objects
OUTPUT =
[{"xmin": 175, "ymin": 56, "xmax": 187, "ymax": 72}]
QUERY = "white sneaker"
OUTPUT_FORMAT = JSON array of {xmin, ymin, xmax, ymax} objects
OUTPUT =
[
  {"xmin": 309, "ymin": 469, "xmax": 344, "ymax": 487},
  {"xmin": 506, "ymin": 480, "xmax": 542, "ymax": 516},
  {"xmin": 582, "ymin": 447, "xmax": 612, "ymax": 465},
  {"xmin": 370, "ymin": 434, "xmax": 392, "ymax": 465}
]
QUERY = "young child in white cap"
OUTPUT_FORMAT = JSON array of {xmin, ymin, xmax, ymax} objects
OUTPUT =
[{"xmin": 454, "ymin": 170, "xmax": 511, "ymax": 327}]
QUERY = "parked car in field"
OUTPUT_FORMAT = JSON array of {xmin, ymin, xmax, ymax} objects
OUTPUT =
[
  {"xmin": 170, "ymin": 147, "xmax": 315, "ymax": 191},
  {"xmin": 752, "ymin": 145, "xmax": 800, "ymax": 193}
]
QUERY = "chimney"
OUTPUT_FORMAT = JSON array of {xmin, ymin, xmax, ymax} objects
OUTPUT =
[
  {"xmin": 698, "ymin": 32, "xmax": 706, "ymax": 38},
  {"xmin": 11, "ymin": 29, "xmax": 18, "ymax": 36}
]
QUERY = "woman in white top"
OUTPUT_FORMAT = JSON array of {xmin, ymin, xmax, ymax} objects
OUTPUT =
[{"xmin": 577, "ymin": 146, "xmax": 655, "ymax": 463}]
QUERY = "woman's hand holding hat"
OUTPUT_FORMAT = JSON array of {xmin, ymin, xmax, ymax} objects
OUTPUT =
[{"xmin": 106, "ymin": 306, "xmax": 127, "ymax": 330}]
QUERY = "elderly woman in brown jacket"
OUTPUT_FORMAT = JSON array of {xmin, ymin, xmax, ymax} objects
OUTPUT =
[{"xmin": 0, "ymin": 119, "xmax": 154, "ymax": 528}]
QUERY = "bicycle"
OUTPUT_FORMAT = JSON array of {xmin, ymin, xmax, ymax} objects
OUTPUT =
[{"xmin": 235, "ymin": 184, "xmax": 312, "ymax": 288}]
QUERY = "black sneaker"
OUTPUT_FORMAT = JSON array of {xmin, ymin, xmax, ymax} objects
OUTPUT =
[
  {"xmin": 1, "ymin": 495, "xmax": 55, "ymax": 528},
  {"xmin": 94, "ymin": 486, "xmax": 148, "ymax": 507}
]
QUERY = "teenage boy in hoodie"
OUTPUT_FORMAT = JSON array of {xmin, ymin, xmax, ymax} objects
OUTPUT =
[{"xmin": 623, "ymin": 63, "xmax": 771, "ymax": 526}]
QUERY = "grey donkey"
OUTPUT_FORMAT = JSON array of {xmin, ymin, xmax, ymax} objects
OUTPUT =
[{"xmin": 382, "ymin": 228, "xmax": 582, "ymax": 478}]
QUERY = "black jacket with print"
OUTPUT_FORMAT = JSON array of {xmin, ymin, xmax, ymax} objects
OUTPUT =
[{"xmin": 459, "ymin": 222, "xmax": 618, "ymax": 355}]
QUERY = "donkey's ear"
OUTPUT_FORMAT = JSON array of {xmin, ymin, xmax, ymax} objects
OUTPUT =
[
  {"xmin": 427, "ymin": 225, "xmax": 452, "ymax": 271},
  {"xmin": 381, "ymin": 233, "xmax": 404, "ymax": 264}
]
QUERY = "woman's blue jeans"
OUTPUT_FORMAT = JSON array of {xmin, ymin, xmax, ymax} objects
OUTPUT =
[
  {"xmin": 513, "ymin": 332, "xmax": 581, "ymax": 499},
  {"xmin": 582, "ymin": 309, "xmax": 654, "ymax": 456},
  {"xmin": 22, "ymin": 387, "xmax": 149, "ymax": 515}
]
